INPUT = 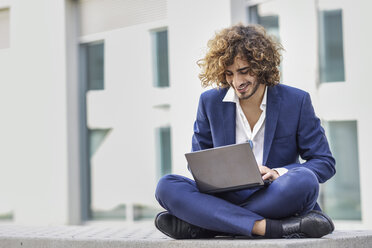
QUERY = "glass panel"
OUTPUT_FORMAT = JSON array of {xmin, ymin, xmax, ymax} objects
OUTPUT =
[
  {"xmin": 86, "ymin": 42, "xmax": 104, "ymax": 90},
  {"xmin": 152, "ymin": 29, "xmax": 169, "ymax": 87},
  {"xmin": 133, "ymin": 204, "xmax": 161, "ymax": 221},
  {"xmin": 155, "ymin": 126, "xmax": 172, "ymax": 180},
  {"xmin": 88, "ymin": 129, "xmax": 123, "ymax": 220},
  {"xmin": 0, "ymin": 8, "xmax": 10, "ymax": 49},
  {"xmin": 248, "ymin": 4, "xmax": 281, "ymax": 79},
  {"xmin": 258, "ymin": 15, "xmax": 279, "ymax": 40},
  {"xmin": 89, "ymin": 129, "xmax": 111, "ymax": 158},
  {"xmin": 321, "ymin": 121, "xmax": 361, "ymax": 220},
  {"xmin": 318, "ymin": 9, "xmax": 345, "ymax": 83},
  {"xmin": 91, "ymin": 204, "xmax": 126, "ymax": 220},
  {"xmin": 248, "ymin": 5, "xmax": 279, "ymax": 40},
  {"xmin": 0, "ymin": 211, "xmax": 13, "ymax": 221}
]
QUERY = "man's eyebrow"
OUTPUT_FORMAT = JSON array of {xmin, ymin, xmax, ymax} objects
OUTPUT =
[
  {"xmin": 225, "ymin": 67, "xmax": 249, "ymax": 73},
  {"xmin": 237, "ymin": 67, "xmax": 249, "ymax": 72}
]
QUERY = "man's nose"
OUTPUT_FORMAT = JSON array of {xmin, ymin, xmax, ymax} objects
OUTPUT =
[{"xmin": 233, "ymin": 74, "xmax": 244, "ymax": 85}]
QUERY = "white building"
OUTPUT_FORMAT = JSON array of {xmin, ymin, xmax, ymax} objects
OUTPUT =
[{"xmin": 0, "ymin": 0, "xmax": 371, "ymax": 230}]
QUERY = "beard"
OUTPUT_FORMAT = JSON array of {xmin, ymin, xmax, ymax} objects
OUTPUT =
[{"xmin": 236, "ymin": 81, "xmax": 261, "ymax": 100}]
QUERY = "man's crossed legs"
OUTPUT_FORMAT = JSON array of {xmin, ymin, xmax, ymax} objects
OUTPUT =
[{"xmin": 155, "ymin": 167, "xmax": 334, "ymax": 239}]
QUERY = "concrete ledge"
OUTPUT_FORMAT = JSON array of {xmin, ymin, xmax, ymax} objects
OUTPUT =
[{"xmin": 0, "ymin": 224, "xmax": 372, "ymax": 248}]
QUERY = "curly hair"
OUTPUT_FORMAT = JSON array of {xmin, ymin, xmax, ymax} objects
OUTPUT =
[{"xmin": 198, "ymin": 24, "xmax": 283, "ymax": 88}]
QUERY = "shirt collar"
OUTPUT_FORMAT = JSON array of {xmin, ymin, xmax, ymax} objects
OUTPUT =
[{"xmin": 223, "ymin": 86, "xmax": 267, "ymax": 110}]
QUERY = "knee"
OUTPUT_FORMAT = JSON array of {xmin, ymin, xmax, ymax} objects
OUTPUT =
[
  {"xmin": 287, "ymin": 167, "xmax": 319, "ymax": 195},
  {"xmin": 275, "ymin": 167, "xmax": 319, "ymax": 196},
  {"xmin": 155, "ymin": 174, "xmax": 178, "ymax": 202},
  {"xmin": 291, "ymin": 167, "xmax": 318, "ymax": 185},
  {"xmin": 155, "ymin": 174, "xmax": 195, "ymax": 211}
]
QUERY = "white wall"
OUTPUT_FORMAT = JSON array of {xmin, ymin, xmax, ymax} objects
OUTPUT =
[
  {"xmin": 316, "ymin": 0, "xmax": 372, "ymax": 228},
  {"xmin": 2, "ymin": 0, "xmax": 69, "ymax": 224},
  {"xmin": 168, "ymin": 0, "xmax": 232, "ymax": 177},
  {"xmin": 84, "ymin": 0, "xmax": 235, "ymax": 213},
  {"xmin": 0, "ymin": 0, "xmax": 13, "ymax": 218},
  {"xmin": 258, "ymin": 0, "xmax": 372, "ymax": 228},
  {"xmin": 0, "ymin": 32, "xmax": 13, "ymax": 217},
  {"xmin": 81, "ymin": 20, "xmax": 172, "ymax": 211}
]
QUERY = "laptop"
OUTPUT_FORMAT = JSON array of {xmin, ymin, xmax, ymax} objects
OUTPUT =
[{"xmin": 185, "ymin": 142, "xmax": 267, "ymax": 194}]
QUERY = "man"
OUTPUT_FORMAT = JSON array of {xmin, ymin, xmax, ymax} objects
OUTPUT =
[{"xmin": 155, "ymin": 24, "xmax": 336, "ymax": 239}]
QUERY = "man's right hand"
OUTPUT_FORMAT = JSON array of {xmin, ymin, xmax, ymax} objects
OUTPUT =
[{"xmin": 258, "ymin": 165, "xmax": 280, "ymax": 181}]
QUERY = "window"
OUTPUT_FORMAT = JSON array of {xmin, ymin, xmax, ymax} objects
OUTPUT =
[
  {"xmin": 89, "ymin": 129, "xmax": 111, "ymax": 158},
  {"xmin": 79, "ymin": 41, "xmax": 108, "ymax": 220},
  {"xmin": 155, "ymin": 126, "xmax": 172, "ymax": 180},
  {"xmin": 0, "ymin": 210, "xmax": 13, "ymax": 221},
  {"xmin": 0, "ymin": 8, "xmax": 10, "ymax": 49},
  {"xmin": 248, "ymin": 5, "xmax": 280, "ymax": 41},
  {"xmin": 88, "ymin": 128, "xmax": 129, "ymax": 221},
  {"xmin": 151, "ymin": 29, "xmax": 169, "ymax": 87},
  {"xmin": 248, "ymin": 4, "xmax": 281, "ymax": 79},
  {"xmin": 321, "ymin": 121, "xmax": 361, "ymax": 220},
  {"xmin": 318, "ymin": 9, "xmax": 345, "ymax": 83},
  {"xmin": 83, "ymin": 42, "xmax": 104, "ymax": 90}
]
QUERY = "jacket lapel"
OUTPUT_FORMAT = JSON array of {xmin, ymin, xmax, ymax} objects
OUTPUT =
[
  {"xmin": 263, "ymin": 86, "xmax": 281, "ymax": 165},
  {"xmin": 219, "ymin": 88, "xmax": 236, "ymax": 146},
  {"xmin": 222, "ymin": 101, "xmax": 236, "ymax": 145}
]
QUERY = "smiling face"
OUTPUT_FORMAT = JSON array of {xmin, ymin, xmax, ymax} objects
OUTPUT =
[{"xmin": 225, "ymin": 56, "xmax": 263, "ymax": 101}]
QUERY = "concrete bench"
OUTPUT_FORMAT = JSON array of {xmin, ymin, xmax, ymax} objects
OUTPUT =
[{"xmin": 0, "ymin": 224, "xmax": 371, "ymax": 248}]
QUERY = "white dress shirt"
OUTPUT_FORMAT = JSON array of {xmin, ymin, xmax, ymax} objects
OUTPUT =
[{"xmin": 223, "ymin": 86, "xmax": 288, "ymax": 176}]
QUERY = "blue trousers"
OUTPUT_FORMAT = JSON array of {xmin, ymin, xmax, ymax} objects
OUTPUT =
[{"xmin": 155, "ymin": 167, "xmax": 319, "ymax": 236}]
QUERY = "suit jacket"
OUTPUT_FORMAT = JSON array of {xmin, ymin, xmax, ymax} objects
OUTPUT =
[{"xmin": 191, "ymin": 84, "xmax": 335, "ymax": 183}]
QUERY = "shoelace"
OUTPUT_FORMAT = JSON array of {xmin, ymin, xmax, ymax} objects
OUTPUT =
[
  {"xmin": 188, "ymin": 225, "xmax": 209, "ymax": 238},
  {"xmin": 285, "ymin": 224, "xmax": 299, "ymax": 235},
  {"xmin": 282, "ymin": 220, "xmax": 307, "ymax": 239},
  {"xmin": 188, "ymin": 226, "xmax": 198, "ymax": 238},
  {"xmin": 284, "ymin": 233, "xmax": 307, "ymax": 239}
]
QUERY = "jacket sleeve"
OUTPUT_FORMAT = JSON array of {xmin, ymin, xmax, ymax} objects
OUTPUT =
[
  {"xmin": 283, "ymin": 92, "xmax": 336, "ymax": 183},
  {"xmin": 191, "ymin": 94, "xmax": 213, "ymax": 152}
]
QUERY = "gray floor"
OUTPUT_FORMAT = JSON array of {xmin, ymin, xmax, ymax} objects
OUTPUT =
[{"xmin": 0, "ymin": 224, "xmax": 371, "ymax": 248}]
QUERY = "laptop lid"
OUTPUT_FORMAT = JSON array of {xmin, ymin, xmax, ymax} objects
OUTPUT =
[{"xmin": 185, "ymin": 142, "xmax": 264, "ymax": 194}]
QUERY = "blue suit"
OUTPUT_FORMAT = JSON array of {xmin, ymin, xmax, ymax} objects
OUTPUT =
[{"xmin": 156, "ymin": 84, "xmax": 335, "ymax": 236}]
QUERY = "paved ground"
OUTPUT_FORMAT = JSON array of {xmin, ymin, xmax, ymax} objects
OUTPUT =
[{"xmin": 0, "ymin": 224, "xmax": 371, "ymax": 248}]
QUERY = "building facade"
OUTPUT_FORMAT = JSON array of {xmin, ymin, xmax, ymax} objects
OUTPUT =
[{"xmin": 0, "ymin": 0, "xmax": 371, "ymax": 230}]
